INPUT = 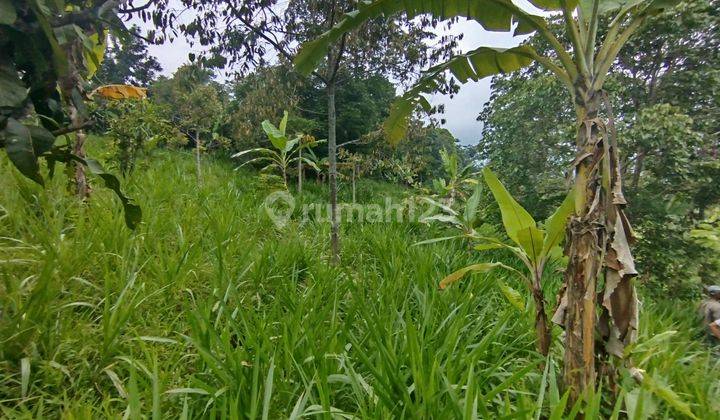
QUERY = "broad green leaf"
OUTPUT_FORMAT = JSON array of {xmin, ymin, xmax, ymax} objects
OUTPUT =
[
  {"xmin": 231, "ymin": 148, "xmax": 274, "ymax": 158},
  {"xmin": 496, "ymin": 279, "xmax": 525, "ymax": 311},
  {"xmin": 0, "ymin": 63, "xmax": 27, "ymax": 108},
  {"xmin": 237, "ymin": 156, "xmax": 276, "ymax": 169},
  {"xmin": 420, "ymin": 196, "xmax": 458, "ymax": 216},
  {"xmin": 3, "ymin": 118, "xmax": 43, "ymax": 184},
  {"xmin": 464, "ymin": 180, "xmax": 483, "ymax": 226},
  {"xmin": 85, "ymin": 158, "xmax": 142, "ymax": 229},
  {"xmin": 530, "ymin": 0, "xmax": 578, "ymax": 10},
  {"xmin": 27, "ymin": 124, "xmax": 56, "ymax": 156},
  {"xmin": 541, "ymin": 188, "xmax": 575, "ymax": 258},
  {"xmin": 294, "ymin": 0, "xmax": 544, "ymax": 76},
  {"xmin": 279, "ymin": 110, "xmax": 288, "ymax": 135},
  {"xmin": 0, "ymin": 0, "xmax": 16, "ymax": 25},
  {"xmin": 383, "ymin": 46, "xmax": 536, "ymax": 144},
  {"xmin": 261, "ymin": 120, "xmax": 287, "ymax": 151},
  {"xmin": 284, "ymin": 137, "xmax": 299, "ymax": 154},
  {"xmin": 474, "ymin": 243, "xmax": 503, "ymax": 251},
  {"xmin": 299, "ymin": 156, "xmax": 320, "ymax": 172},
  {"xmin": 439, "ymin": 262, "xmax": 503, "ymax": 289},
  {"xmin": 516, "ymin": 225, "xmax": 545, "ymax": 264},
  {"xmin": 83, "ymin": 31, "xmax": 106, "ymax": 79},
  {"xmin": 421, "ymin": 213, "xmax": 462, "ymax": 226},
  {"xmin": 413, "ymin": 235, "xmax": 463, "ymax": 246},
  {"xmin": 482, "ymin": 167, "xmax": 536, "ymax": 245},
  {"xmin": 383, "ymin": 96, "xmax": 416, "ymax": 145}
]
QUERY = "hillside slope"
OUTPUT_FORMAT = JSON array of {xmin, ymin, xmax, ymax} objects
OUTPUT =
[{"xmin": 0, "ymin": 150, "xmax": 717, "ymax": 418}]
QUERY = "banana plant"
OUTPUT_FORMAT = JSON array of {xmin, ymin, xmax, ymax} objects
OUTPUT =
[
  {"xmin": 425, "ymin": 167, "xmax": 574, "ymax": 356},
  {"xmin": 293, "ymin": 0, "xmax": 679, "ymax": 398},
  {"xmin": 232, "ymin": 111, "xmax": 322, "ymax": 189},
  {"xmin": 431, "ymin": 149, "xmax": 476, "ymax": 208},
  {"xmin": 418, "ymin": 178, "xmax": 485, "ymax": 238}
]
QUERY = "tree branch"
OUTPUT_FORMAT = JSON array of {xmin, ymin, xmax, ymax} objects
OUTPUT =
[
  {"xmin": 52, "ymin": 121, "xmax": 94, "ymax": 136},
  {"xmin": 337, "ymin": 138, "xmax": 366, "ymax": 148},
  {"xmin": 52, "ymin": 0, "xmax": 127, "ymax": 28},
  {"xmin": 118, "ymin": 0, "xmax": 155, "ymax": 14},
  {"xmin": 235, "ymin": 15, "xmax": 328, "ymax": 84}
]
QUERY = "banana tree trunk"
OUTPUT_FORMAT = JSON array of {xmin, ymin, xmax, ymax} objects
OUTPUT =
[
  {"xmin": 532, "ymin": 284, "xmax": 551, "ymax": 357},
  {"xmin": 555, "ymin": 90, "xmax": 639, "ymax": 403}
]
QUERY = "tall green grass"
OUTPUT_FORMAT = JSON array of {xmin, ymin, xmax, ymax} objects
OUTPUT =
[{"xmin": 0, "ymin": 147, "xmax": 718, "ymax": 418}]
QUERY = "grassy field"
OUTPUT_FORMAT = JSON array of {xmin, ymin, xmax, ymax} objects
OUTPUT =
[{"xmin": 1, "ymin": 147, "xmax": 718, "ymax": 418}]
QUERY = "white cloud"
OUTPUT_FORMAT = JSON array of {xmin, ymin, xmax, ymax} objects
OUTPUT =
[{"xmin": 428, "ymin": 20, "xmax": 531, "ymax": 145}]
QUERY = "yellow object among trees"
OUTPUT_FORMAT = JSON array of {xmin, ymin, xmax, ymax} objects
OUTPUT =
[{"xmin": 91, "ymin": 84, "xmax": 148, "ymax": 100}]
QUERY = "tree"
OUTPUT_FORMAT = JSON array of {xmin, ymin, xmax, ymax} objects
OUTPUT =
[
  {"xmin": 94, "ymin": 24, "xmax": 163, "ymax": 87},
  {"xmin": 232, "ymin": 111, "xmax": 321, "ymax": 189},
  {"xmin": 296, "ymin": 73, "xmax": 397, "ymax": 148},
  {"xmin": 142, "ymin": 0, "xmax": 454, "ymax": 263},
  {"xmin": 0, "ymin": 0, "xmax": 141, "ymax": 228},
  {"xmin": 227, "ymin": 64, "xmax": 308, "ymax": 151},
  {"xmin": 285, "ymin": 0, "xmax": 451, "ymax": 263},
  {"xmin": 479, "ymin": 71, "xmax": 575, "ymax": 219},
  {"xmin": 477, "ymin": 0, "xmax": 720, "ymax": 297},
  {"xmin": 295, "ymin": 0, "xmax": 684, "ymax": 401},
  {"xmin": 98, "ymin": 98, "xmax": 185, "ymax": 174},
  {"xmin": 150, "ymin": 63, "xmax": 225, "ymax": 182},
  {"xmin": 432, "ymin": 168, "xmax": 575, "ymax": 357}
]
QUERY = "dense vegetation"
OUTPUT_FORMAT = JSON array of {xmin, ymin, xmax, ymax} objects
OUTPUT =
[
  {"xmin": 1, "ymin": 147, "xmax": 718, "ymax": 418},
  {"xmin": 1, "ymin": 0, "xmax": 719, "ymax": 417}
]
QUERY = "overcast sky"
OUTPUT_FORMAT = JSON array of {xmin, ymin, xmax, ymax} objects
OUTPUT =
[{"xmin": 135, "ymin": 14, "xmax": 530, "ymax": 146}]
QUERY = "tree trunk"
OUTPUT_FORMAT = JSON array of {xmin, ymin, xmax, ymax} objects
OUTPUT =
[
  {"xmin": 327, "ymin": 82, "xmax": 340, "ymax": 263},
  {"xmin": 298, "ymin": 148, "xmax": 303, "ymax": 194},
  {"xmin": 532, "ymin": 283, "xmax": 551, "ymax": 357},
  {"xmin": 195, "ymin": 130, "xmax": 202, "ymax": 184},
  {"xmin": 562, "ymin": 92, "xmax": 604, "ymax": 402},
  {"xmin": 69, "ymin": 104, "xmax": 90, "ymax": 199},
  {"xmin": 352, "ymin": 164, "xmax": 356, "ymax": 204},
  {"xmin": 631, "ymin": 148, "xmax": 645, "ymax": 190},
  {"xmin": 558, "ymin": 90, "xmax": 639, "ymax": 404}
]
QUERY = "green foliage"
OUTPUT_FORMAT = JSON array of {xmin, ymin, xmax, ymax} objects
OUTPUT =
[
  {"xmin": 430, "ymin": 149, "xmax": 477, "ymax": 207},
  {"xmin": 475, "ymin": 0, "xmax": 720, "ymax": 297},
  {"xmin": 97, "ymin": 99, "xmax": 186, "ymax": 174},
  {"xmin": 227, "ymin": 65, "xmax": 307, "ymax": 150},
  {"xmin": 233, "ymin": 112, "xmax": 322, "ymax": 188},
  {"xmin": 93, "ymin": 25, "xmax": 163, "ymax": 87},
  {"xmin": 360, "ymin": 124, "xmax": 461, "ymax": 185},
  {"xmin": 151, "ymin": 64, "xmax": 226, "ymax": 141},
  {"xmin": 296, "ymin": 74, "xmax": 397, "ymax": 147},
  {"xmin": 478, "ymin": 72, "xmax": 574, "ymax": 219},
  {"xmin": 430, "ymin": 168, "xmax": 573, "ymax": 287},
  {"xmin": 0, "ymin": 0, "xmax": 141, "ymax": 229},
  {"xmin": 421, "ymin": 168, "xmax": 573, "ymax": 355},
  {"xmin": 1, "ymin": 147, "xmax": 713, "ymax": 418}
]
